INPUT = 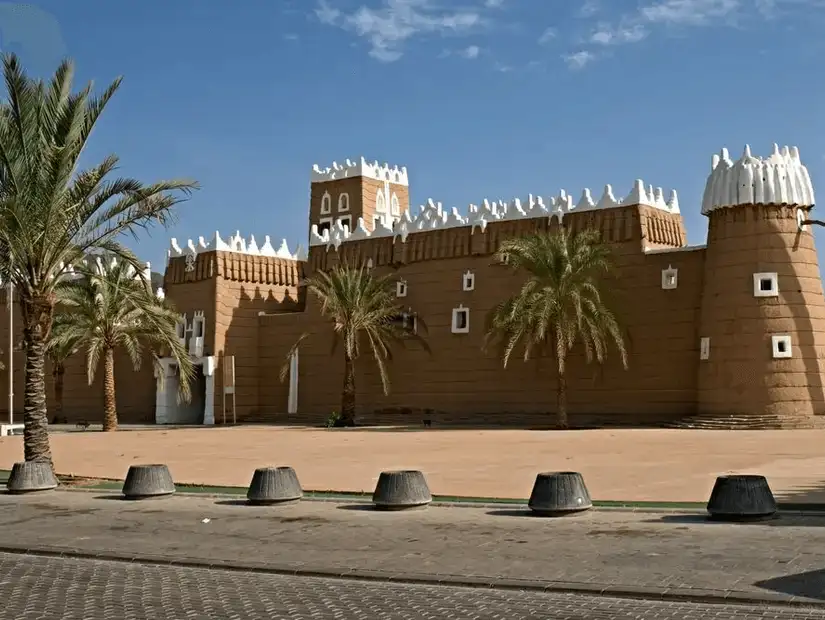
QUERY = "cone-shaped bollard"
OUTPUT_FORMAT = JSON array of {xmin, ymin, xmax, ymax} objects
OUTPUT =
[
  {"xmin": 707, "ymin": 474, "xmax": 777, "ymax": 522},
  {"xmin": 6, "ymin": 462, "xmax": 58, "ymax": 494},
  {"xmin": 372, "ymin": 470, "xmax": 432, "ymax": 510},
  {"xmin": 528, "ymin": 471, "xmax": 592, "ymax": 516},
  {"xmin": 246, "ymin": 466, "xmax": 303, "ymax": 505},
  {"xmin": 122, "ymin": 464, "xmax": 176, "ymax": 500}
]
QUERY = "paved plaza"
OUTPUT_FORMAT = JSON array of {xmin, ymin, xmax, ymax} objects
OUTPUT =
[
  {"xmin": 1, "ymin": 426, "xmax": 825, "ymax": 502},
  {"xmin": 0, "ymin": 552, "xmax": 823, "ymax": 620}
]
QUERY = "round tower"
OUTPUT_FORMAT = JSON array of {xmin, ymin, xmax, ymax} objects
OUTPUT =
[{"xmin": 697, "ymin": 144, "xmax": 825, "ymax": 426}]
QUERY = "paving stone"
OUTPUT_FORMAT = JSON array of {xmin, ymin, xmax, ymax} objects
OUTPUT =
[{"xmin": 1, "ymin": 552, "xmax": 825, "ymax": 620}]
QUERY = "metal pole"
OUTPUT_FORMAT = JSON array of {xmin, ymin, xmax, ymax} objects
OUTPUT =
[{"xmin": 7, "ymin": 282, "xmax": 12, "ymax": 425}]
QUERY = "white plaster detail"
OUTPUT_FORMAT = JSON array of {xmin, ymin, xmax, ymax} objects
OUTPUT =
[
  {"xmin": 156, "ymin": 287, "xmax": 165, "ymax": 300},
  {"xmin": 700, "ymin": 337, "xmax": 710, "ymax": 361},
  {"xmin": 338, "ymin": 192, "xmax": 350, "ymax": 212},
  {"xmin": 661, "ymin": 265, "xmax": 678, "ymax": 290},
  {"xmin": 311, "ymin": 157, "xmax": 409, "ymax": 186},
  {"xmin": 771, "ymin": 334, "xmax": 792, "ymax": 359},
  {"xmin": 287, "ymin": 350, "xmax": 299, "ymax": 414},
  {"xmin": 797, "ymin": 207, "xmax": 809, "ymax": 231},
  {"xmin": 391, "ymin": 192, "xmax": 400, "ymax": 216},
  {"xmin": 184, "ymin": 254, "xmax": 196, "ymax": 272},
  {"xmin": 451, "ymin": 305, "xmax": 470, "ymax": 334},
  {"xmin": 701, "ymin": 144, "xmax": 815, "ymax": 214},
  {"xmin": 375, "ymin": 189, "xmax": 387, "ymax": 213},
  {"xmin": 190, "ymin": 311, "xmax": 205, "ymax": 357},
  {"xmin": 176, "ymin": 314, "xmax": 187, "ymax": 348},
  {"xmin": 396, "ymin": 279, "xmax": 407, "ymax": 298},
  {"xmin": 462, "ymin": 270, "xmax": 475, "ymax": 291},
  {"xmin": 154, "ymin": 356, "xmax": 215, "ymax": 426},
  {"xmin": 320, "ymin": 191, "xmax": 332, "ymax": 215},
  {"xmin": 753, "ymin": 272, "xmax": 779, "ymax": 298},
  {"xmin": 338, "ymin": 215, "xmax": 352, "ymax": 233}
]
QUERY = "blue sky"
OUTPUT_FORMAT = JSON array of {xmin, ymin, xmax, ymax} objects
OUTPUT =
[{"xmin": 3, "ymin": 0, "xmax": 825, "ymax": 271}]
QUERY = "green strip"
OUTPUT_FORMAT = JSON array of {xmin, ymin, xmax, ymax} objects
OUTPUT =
[{"xmin": 1, "ymin": 470, "xmax": 822, "ymax": 511}]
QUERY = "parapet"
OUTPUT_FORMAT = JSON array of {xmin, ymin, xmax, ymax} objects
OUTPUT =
[
  {"xmin": 309, "ymin": 178, "xmax": 680, "ymax": 249},
  {"xmin": 701, "ymin": 144, "xmax": 815, "ymax": 214},
  {"xmin": 168, "ymin": 231, "xmax": 307, "ymax": 261},
  {"xmin": 311, "ymin": 157, "xmax": 409, "ymax": 186}
]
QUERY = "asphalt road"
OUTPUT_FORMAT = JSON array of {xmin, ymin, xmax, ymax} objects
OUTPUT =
[{"xmin": 0, "ymin": 552, "xmax": 823, "ymax": 620}]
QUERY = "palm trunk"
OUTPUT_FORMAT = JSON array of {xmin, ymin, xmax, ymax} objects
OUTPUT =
[
  {"xmin": 20, "ymin": 297, "xmax": 54, "ymax": 466},
  {"xmin": 556, "ymin": 352, "xmax": 569, "ymax": 429},
  {"xmin": 53, "ymin": 362, "xmax": 65, "ymax": 421},
  {"xmin": 340, "ymin": 353, "xmax": 356, "ymax": 427},
  {"xmin": 102, "ymin": 347, "xmax": 118, "ymax": 432}
]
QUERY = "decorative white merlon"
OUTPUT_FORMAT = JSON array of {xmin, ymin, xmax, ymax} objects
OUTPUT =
[
  {"xmin": 168, "ymin": 231, "xmax": 305, "ymax": 261},
  {"xmin": 311, "ymin": 157, "xmax": 409, "ymax": 186},
  {"xmin": 701, "ymin": 144, "xmax": 815, "ymax": 215}
]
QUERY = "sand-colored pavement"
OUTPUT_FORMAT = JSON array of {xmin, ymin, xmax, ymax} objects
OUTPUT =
[{"xmin": 1, "ymin": 426, "xmax": 825, "ymax": 502}]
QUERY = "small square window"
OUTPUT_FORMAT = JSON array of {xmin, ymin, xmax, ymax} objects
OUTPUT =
[
  {"xmin": 462, "ymin": 270, "xmax": 475, "ymax": 291},
  {"xmin": 700, "ymin": 337, "xmax": 710, "ymax": 360},
  {"xmin": 451, "ymin": 306, "xmax": 470, "ymax": 334},
  {"xmin": 661, "ymin": 266, "xmax": 678, "ymax": 290},
  {"xmin": 396, "ymin": 280, "xmax": 407, "ymax": 298},
  {"xmin": 771, "ymin": 335, "xmax": 792, "ymax": 359},
  {"xmin": 338, "ymin": 215, "xmax": 352, "ymax": 234},
  {"xmin": 317, "ymin": 218, "xmax": 333, "ymax": 237},
  {"xmin": 753, "ymin": 272, "xmax": 779, "ymax": 298}
]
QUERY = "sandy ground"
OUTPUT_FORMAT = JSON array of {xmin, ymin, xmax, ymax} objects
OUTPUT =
[{"xmin": 1, "ymin": 426, "xmax": 824, "ymax": 503}]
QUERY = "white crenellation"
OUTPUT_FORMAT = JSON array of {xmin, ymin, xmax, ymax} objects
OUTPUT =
[
  {"xmin": 311, "ymin": 157, "xmax": 409, "ymax": 186},
  {"xmin": 308, "ymin": 177, "xmax": 680, "ymax": 248},
  {"xmin": 168, "ymin": 230, "xmax": 305, "ymax": 261},
  {"xmin": 701, "ymin": 144, "xmax": 815, "ymax": 214}
]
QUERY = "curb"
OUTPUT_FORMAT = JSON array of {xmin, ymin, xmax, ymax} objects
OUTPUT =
[{"xmin": 0, "ymin": 543, "xmax": 817, "ymax": 609}]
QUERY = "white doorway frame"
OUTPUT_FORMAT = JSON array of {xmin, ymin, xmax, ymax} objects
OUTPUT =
[{"xmin": 154, "ymin": 355, "xmax": 216, "ymax": 425}]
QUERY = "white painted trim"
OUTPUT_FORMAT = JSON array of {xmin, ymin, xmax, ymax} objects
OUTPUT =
[
  {"xmin": 700, "ymin": 337, "xmax": 710, "ymax": 360},
  {"xmin": 451, "ymin": 306, "xmax": 470, "ymax": 334},
  {"xmin": 753, "ymin": 272, "xmax": 779, "ymax": 298},
  {"xmin": 771, "ymin": 334, "xmax": 792, "ymax": 359},
  {"xmin": 338, "ymin": 192, "xmax": 350, "ymax": 212},
  {"xmin": 661, "ymin": 265, "xmax": 678, "ymax": 290},
  {"xmin": 320, "ymin": 191, "xmax": 332, "ymax": 215}
]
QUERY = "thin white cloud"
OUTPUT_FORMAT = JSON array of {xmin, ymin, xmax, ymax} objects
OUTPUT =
[
  {"xmin": 589, "ymin": 22, "xmax": 647, "ymax": 45},
  {"xmin": 314, "ymin": 0, "xmax": 489, "ymax": 62},
  {"xmin": 537, "ymin": 27, "xmax": 557, "ymax": 44},
  {"xmin": 577, "ymin": 0, "xmax": 600, "ymax": 17},
  {"xmin": 459, "ymin": 44, "xmax": 481, "ymax": 58},
  {"xmin": 563, "ymin": 50, "xmax": 595, "ymax": 69},
  {"xmin": 484, "ymin": 0, "xmax": 505, "ymax": 7}
]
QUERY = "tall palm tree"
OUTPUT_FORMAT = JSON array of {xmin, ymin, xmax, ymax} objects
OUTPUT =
[
  {"xmin": 50, "ymin": 259, "xmax": 194, "ymax": 432},
  {"xmin": 281, "ymin": 265, "xmax": 427, "ymax": 427},
  {"xmin": 0, "ymin": 54, "xmax": 197, "ymax": 464},
  {"xmin": 485, "ymin": 229, "xmax": 628, "ymax": 429}
]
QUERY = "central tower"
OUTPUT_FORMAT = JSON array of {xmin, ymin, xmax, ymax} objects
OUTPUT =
[{"xmin": 309, "ymin": 157, "xmax": 410, "ymax": 239}]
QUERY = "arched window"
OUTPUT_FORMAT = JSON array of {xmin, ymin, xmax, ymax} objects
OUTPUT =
[
  {"xmin": 320, "ymin": 191, "xmax": 331, "ymax": 215},
  {"xmin": 375, "ymin": 190, "xmax": 386, "ymax": 213},
  {"xmin": 338, "ymin": 193, "xmax": 350, "ymax": 212},
  {"xmin": 391, "ymin": 193, "xmax": 400, "ymax": 216}
]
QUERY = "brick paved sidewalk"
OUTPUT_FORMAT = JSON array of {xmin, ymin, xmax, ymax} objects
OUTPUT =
[{"xmin": 0, "ymin": 490, "xmax": 824, "ymax": 607}]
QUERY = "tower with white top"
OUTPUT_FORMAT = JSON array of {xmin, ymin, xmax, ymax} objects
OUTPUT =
[{"xmin": 697, "ymin": 144, "xmax": 825, "ymax": 422}]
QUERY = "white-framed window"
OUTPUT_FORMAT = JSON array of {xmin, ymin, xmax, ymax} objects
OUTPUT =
[
  {"xmin": 176, "ymin": 314, "xmax": 187, "ymax": 346},
  {"xmin": 375, "ymin": 190, "xmax": 387, "ymax": 213},
  {"xmin": 700, "ymin": 337, "xmax": 710, "ymax": 360},
  {"xmin": 320, "ymin": 191, "xmax": 332, "ymax": 215},
  {"xmin": 190, "ymin": 312, "xmax": 205, "ymax": 357},
  {"xmin": 462, "ymin": 270, "xmax": 475, "ymax": 291},
  {"xmin": 771, "ymin": 334, "xmax": 792, "ymax": 359},
  {"xmin": 451, "ymin": 305, "xmax": 470, "ymax": 334},
  {"xmin": 661, "ymin": 265, "xmax": 678, "ymax": 290},
  {"xmin": 396, "ymin": 279, "xmax": 407, "ymax": 298},
  {"xmin": 317, "ymin": 217, "xmax": 333, "ymax": 237},
  {"xmin": 338, "ymin": 193, "xmax": 350, "ymax": 212},
  {"xmin": 338, "ymin": 215, "xmax": 352, "ymax": 234},
  {"xmin": 391, "ymin": 192, "xmax": 400, "ymax": 216},
  {"xmin": 753, "ymin": 272, "xmax": 779, "ymax": 298}
]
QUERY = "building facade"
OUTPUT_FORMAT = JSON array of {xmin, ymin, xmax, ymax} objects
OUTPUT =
[{"xmin": 1, "ymin": 144, "xmax": 822, "ymax": 429}]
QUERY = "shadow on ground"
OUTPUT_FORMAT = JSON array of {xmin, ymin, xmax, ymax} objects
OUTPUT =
[{"xmin": 755, "ymin": 569, "xmax": 825, "ymax": 601}]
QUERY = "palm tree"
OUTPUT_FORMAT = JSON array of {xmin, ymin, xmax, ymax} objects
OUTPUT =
[
  {"xmin": 0, "ymin": 54, "xmax": 197, "ymax": 463},
  {"xmin": 485, "ymin": 229, "xmax": 628, "ymax": 429},
  {"xmin": 50, "ymin": 258, "xmax": 194, "ymax": 432},
  {"xmin": 281, "ymin": 265, "xmax": 427, "ymax": 427},
  {"xmin": 47, "ymin": 338, "xmax": 76, "ymax": 424}
]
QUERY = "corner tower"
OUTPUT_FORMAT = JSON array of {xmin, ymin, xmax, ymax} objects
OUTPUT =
[
  {"xmin": 697, "ymin": 144, "xmax": 825, "ymax": 424},
  {"xmin": 309, "ymin": 157, "xmax": 410, "ymax": 238}
]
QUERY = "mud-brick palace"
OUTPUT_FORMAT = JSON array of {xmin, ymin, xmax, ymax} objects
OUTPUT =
[{"xmin": 1, "ymin": 144, "xmax": 823, "ymax": 429}]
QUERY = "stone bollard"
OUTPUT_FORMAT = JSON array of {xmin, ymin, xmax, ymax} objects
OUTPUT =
[
  {"xmin": 122, "ymin": 464, "xmax": 176, "ymax": 500},
  {"xmin": 528, "ymin": 471, "xmax": 593, "ymax": 516},
  {"xmin": 707, "ymin": 474, "xmax": 777, "ymax": 521},
  {"xmin": 246, "ymin": 466, "xmax": 303, "ymax": 505},
  {"xmin": 372, "ymin": 470, "xmax": 432, "ymax": 510},
  {"xmin": 5, "ymin": 461, "xmax": 58, "ymax": 494}
]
